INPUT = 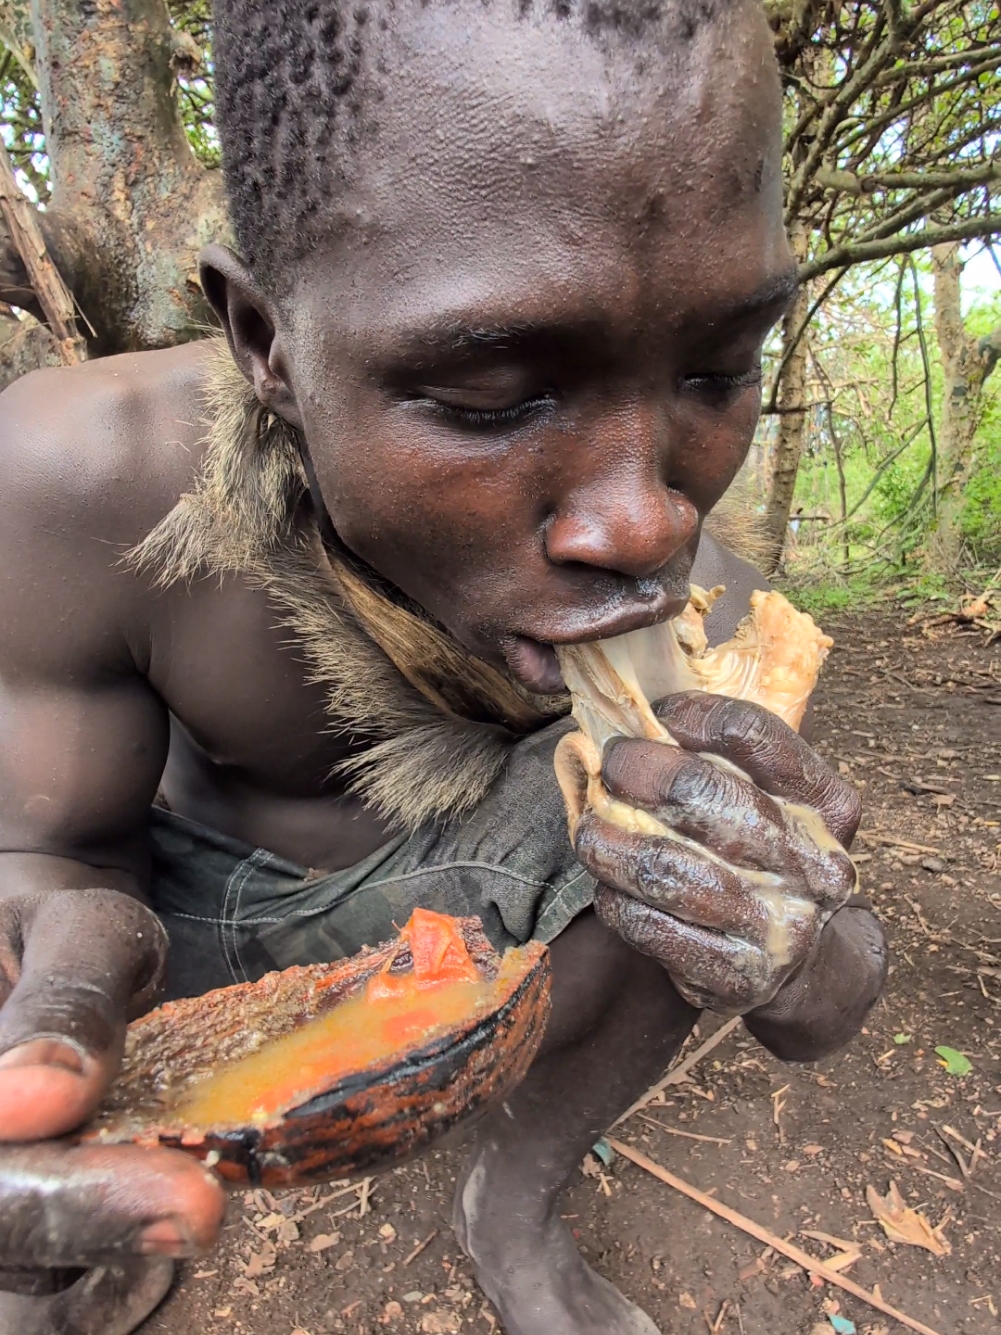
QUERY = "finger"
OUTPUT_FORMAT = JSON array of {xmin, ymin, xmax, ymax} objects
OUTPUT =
[
  {"xmin": 0, "ymin": 1143, "xmax": 225, "ymax": 1268},
  {"xmin": 0, "ymin": 891, "xmax": 168, "ymax": 1140},
  {"xmin": 593, "ymin": 884, "xmax": 773, "ymax": 1013},
  {"xmin": 601, "ymin": 738, "xmax": 804, "ymax": 873},
  {"xmin": 575, "ymin": 811, "xmax": 774, "ymax": 944},
  {"xmin": 654, "ymin": 693, "xmax": 861, "ymax": 845},
  {"xmin": 0, "ymin": 1259, "xmax": 175, "ymax": 1335},
  {"xmin": 601, "ymin": 739, "xmax": 857, "ymax": 911}
]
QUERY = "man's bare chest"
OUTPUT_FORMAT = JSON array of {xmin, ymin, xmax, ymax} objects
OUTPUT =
[{"xmin": 146, "ymin": 574, "xmax": 393, "ymax": 867}]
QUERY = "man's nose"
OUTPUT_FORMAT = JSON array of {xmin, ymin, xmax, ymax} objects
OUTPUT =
[{"xmin": 544, "ymin": 477, "xmax": 698, "ymax": 579}]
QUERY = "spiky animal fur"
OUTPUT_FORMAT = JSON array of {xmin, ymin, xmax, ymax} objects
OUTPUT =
[{"xmin": 130, "ymin": 339, "xmax": 763, "ymax": 831}]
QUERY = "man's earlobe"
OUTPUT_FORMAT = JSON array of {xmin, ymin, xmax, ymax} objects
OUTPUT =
[{"xmin": 198, "ymin": 244, "xmax": 303, "ymax": 429}]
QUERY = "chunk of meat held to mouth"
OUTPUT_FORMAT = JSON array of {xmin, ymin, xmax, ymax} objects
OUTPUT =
[
  {"xmin": 80, "ymin": 910, "xmax": 550, "ymax": 1186},
  {"xmin": 553, "ymin": 586, "xmax": 834, "ymax": 837}
]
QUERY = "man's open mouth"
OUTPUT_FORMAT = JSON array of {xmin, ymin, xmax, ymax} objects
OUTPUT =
[{"xmin": 503, "ymin": 593, "xmax": 692, "ymax": 695}]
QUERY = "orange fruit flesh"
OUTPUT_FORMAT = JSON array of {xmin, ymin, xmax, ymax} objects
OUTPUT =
[{"xmin": 173, "ymin": 908, "xmax": 499, "ymax": 1130}]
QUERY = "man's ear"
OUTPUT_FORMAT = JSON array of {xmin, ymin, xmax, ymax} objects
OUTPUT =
[{"xmin": 199, "ymin": 244, "xmax": 303, "ymax": 430}]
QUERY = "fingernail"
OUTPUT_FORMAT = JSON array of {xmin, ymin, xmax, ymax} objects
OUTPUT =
[
  {"xmin": 136, "ymin": 1217, "xmax": 194, "ymax": 1257},
  {"xmin": 0, "ymin": 1037, "xmax": 88, "ymax": 1075}
]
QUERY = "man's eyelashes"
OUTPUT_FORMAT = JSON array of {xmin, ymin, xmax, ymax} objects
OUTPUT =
[
  {"xmin": 416, "ymin": 393, "xmax": 557, "ymax": 430},
  {"xmin": 402, "ymin": 364, "xmax": 762, "ymax": 431},
  {"xmin": 682, "ymin": 365, "xmax": 764, "ymax": 394}
]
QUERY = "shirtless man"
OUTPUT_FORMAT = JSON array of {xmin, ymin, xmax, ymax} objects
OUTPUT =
[{"xmin": 0, "ymin": 1, "xmax": 888, "ymax": 1332}]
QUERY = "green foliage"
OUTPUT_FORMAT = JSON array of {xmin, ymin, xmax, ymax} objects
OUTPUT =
[
  {"xmin": 781, "ymin": 569, "xmax": 888, "ymax": 619},
  {"xmin": 0, "ymin": 45, "xmax": 47, "ymax": 201},
  {"xmin": 769, "ymin": 251, "xmax": 1001, "ymax": 594},
  {"xmin": 168, "ymin": 0, "xmax": 220, "ymax": 169},
  {"xmin": 958, "ymin": 340, "xmax": 1001, "ymax": 565}
]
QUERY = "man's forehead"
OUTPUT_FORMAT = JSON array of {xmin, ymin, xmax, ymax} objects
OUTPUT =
[
  {"xmin": 284, "ymin": 0, "xmax": 786, "ymax": 350},
  {"xmin": 359, "ymin": 2, "xmax": 780, "ymax": 218}
]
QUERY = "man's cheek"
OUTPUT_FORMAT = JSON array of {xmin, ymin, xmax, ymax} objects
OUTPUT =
[{"xmin": 673, "ymin": 405, "xmax": 760, "ymax": 513}]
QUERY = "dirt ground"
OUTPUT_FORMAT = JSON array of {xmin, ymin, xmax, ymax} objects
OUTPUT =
[{"xmin": 145, "ymin": 608, "xmax": 1001, "ymax": 1335}]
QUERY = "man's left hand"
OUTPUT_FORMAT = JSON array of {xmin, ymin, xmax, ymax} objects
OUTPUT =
[{"xmin": 574, "ymin": 692, "xmax": 866, "ymax": 1017}]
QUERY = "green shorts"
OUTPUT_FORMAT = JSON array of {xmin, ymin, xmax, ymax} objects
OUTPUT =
[{"xmin": 150, "ymin": 718, "xmax": 594, "ymax": 1001}]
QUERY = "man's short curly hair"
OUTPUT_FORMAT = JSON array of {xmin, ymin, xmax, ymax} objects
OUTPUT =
[{"xmin": 213, "ymin": 0, "xmax": 728, "ymax": 286}]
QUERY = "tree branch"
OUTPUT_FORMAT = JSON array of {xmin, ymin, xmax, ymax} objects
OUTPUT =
[
  {"xmin": 814, "ymin": 162, "xmax": 1001, "ymax": 196},
  {"xmin": 980, "ymin": 324, "xmax": 1001, "ymax": 382},
  {"xmin": 0, "ymin": 141, "xmax": 84, "ymax": 361},
  {"xmin": 799, "ymin": 214, "xmax": 1001, "ymax": 282}
]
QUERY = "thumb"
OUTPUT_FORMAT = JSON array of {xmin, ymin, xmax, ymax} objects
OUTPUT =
[{"xmin": 0, "ymin": 890, "xmax": 167, "ymax": 1141}]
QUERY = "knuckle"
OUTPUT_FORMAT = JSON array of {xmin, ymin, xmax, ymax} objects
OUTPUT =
[
  {"xmin": 665, "ymin": 758, "xmax": 725, "ymax": 812},
  {"xmin": 718, "ymin": 698, "xmax": 780, "ymax": 754}
]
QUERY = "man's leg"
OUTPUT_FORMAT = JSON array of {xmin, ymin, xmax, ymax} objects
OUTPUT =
[
  {"xmin": 453, "ymin": 908, "xmax": 698, "ymax": 1335},
  {"xmin": 0, "ymin": 1260, "xmax": 175, "ymax": 1335}
]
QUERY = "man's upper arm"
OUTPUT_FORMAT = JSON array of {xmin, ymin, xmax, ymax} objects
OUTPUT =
[{"xmin": 0, "ymin": 369, "xmax": 170, "ymax": 887}]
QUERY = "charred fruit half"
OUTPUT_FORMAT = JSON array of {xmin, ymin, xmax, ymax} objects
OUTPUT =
[{"xmin": 80, "ymin": 910, "xmax": 550, "ymax": 1187}]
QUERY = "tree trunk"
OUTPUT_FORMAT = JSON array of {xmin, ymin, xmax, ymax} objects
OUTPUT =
[
  {"xmin": 0, "ymin": 0, "xmax": 229, "ymax": 366},
  {"xmin": 928, "ymin": 242, "xmax": 1001, "ymax": 572},
  {"xmin": 763, "ymin": 223, "xmax": 811, "ymax": 573},
  {"xmin": 0, "ymin": 305, "xmax": 63, "ymax": 392}
]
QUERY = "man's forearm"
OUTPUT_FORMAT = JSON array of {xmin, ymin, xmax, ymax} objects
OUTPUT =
[{"xmin": 743, "ymin": 902, "xmax": 888, "ymax": 1062}]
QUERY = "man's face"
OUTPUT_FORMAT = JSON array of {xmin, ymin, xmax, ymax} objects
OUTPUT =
[{"xmin": 275, "ymin": 4, "xmax": 793, "ymax": 694}]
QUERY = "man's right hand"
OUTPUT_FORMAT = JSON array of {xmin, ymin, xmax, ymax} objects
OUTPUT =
[{"xmin": 0, "ymin": 889, "xmax": 226, "ymax": 1332}]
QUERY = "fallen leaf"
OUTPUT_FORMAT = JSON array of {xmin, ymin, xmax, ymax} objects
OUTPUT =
[
  {"xmin": 802, "ymin": 1144, "xmax": 824, "ymax": 1157},
  {"xmin": 420, "ymin": 1313, "xmax": 462, "ymax": 1334},
  {"xmin": 380, "ymin": 1301, "xmax": 404, "ymax": 1324},
  {"xmin": 865, "ymin": 1181, "xmax": 951, "ymax": 1256},
  {"xmin": 242, "ymin": 1242, "xmax": 277, "ymax": 1278},
  {"xmin": 934, "ymin": 1046, "xmax": 972, "ymax": 1076},
  {"xmin": 334, "ymin": 1248, "xmax": 355, "ymax": 1271},
  {"xmin": 276, "ymin": 1218, "xmax": 300, "ymax": 1245},
  {"xmin": 679, "ymin": 1292, "xmax": 698, "ymax": 1310},
  {"xmin": 308, "ymin": 1233, "xmax": 341, "ymax": 1253},
  {"xmin": 893, "ymin": 1034, "xmax": 912, "ymax": 1046},
  {"xmin": 378, "ymin": 1222, "xmax": 398, "ymax": 1242}
]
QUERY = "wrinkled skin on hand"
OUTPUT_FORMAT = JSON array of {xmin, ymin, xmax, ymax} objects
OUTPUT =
[
  {"xmin": 0, "ymin": 890, "xmax": 226, "ymax": 1333},
  {"xmin": 574, "ymin": 692, "xmax": 864, "ymax": 1016}
]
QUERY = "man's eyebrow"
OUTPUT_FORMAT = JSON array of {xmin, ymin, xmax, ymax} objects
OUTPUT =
[
  {"xmin": 412, "ymin": 318, "xmax": 545, "ymax": 355},
  {"xmin": 389, "ymin": 267, "xmax": 801, "ymax": 360},
  {"xmin": 710, "ymin": 267, "xmax": 800, "ymax": 325}
]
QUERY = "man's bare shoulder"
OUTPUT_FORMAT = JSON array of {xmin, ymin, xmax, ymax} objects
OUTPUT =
[{"xmin": 0, "ymin": 340, "xmax": 215, "ymax": 551}]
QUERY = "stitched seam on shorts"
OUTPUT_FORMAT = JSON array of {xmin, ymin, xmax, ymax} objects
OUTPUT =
[
  {"xmin": 164, "ymin": 861, "xmax": 580, "ymax": 929},
  {"xmin": 232, "ymin": 848, "xmax": 276, "ymax": 982},
  {"xmin": 221, "ymin": 847, "xmax": 273, "ymax": 984},
  {"xmin": 532, "ymin": 869, "xmax": 594, "ymax": 937},
  {"xmin": 242, "ymin": 860, "xmax": 561, "ymax": 925}
]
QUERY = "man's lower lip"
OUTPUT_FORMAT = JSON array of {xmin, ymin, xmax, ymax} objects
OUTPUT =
[{"xmin": 506, "ymin": 637, "xmax": 566, "ymax": 695}]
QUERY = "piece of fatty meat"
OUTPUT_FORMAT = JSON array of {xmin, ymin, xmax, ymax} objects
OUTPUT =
[
  {"xmin": 80, "ymin": 909, "xmax": 550, "ymax": 1186},
  {"xmin": 553, "ymin": 585, "xmax": 834, "ymax": 839}
]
